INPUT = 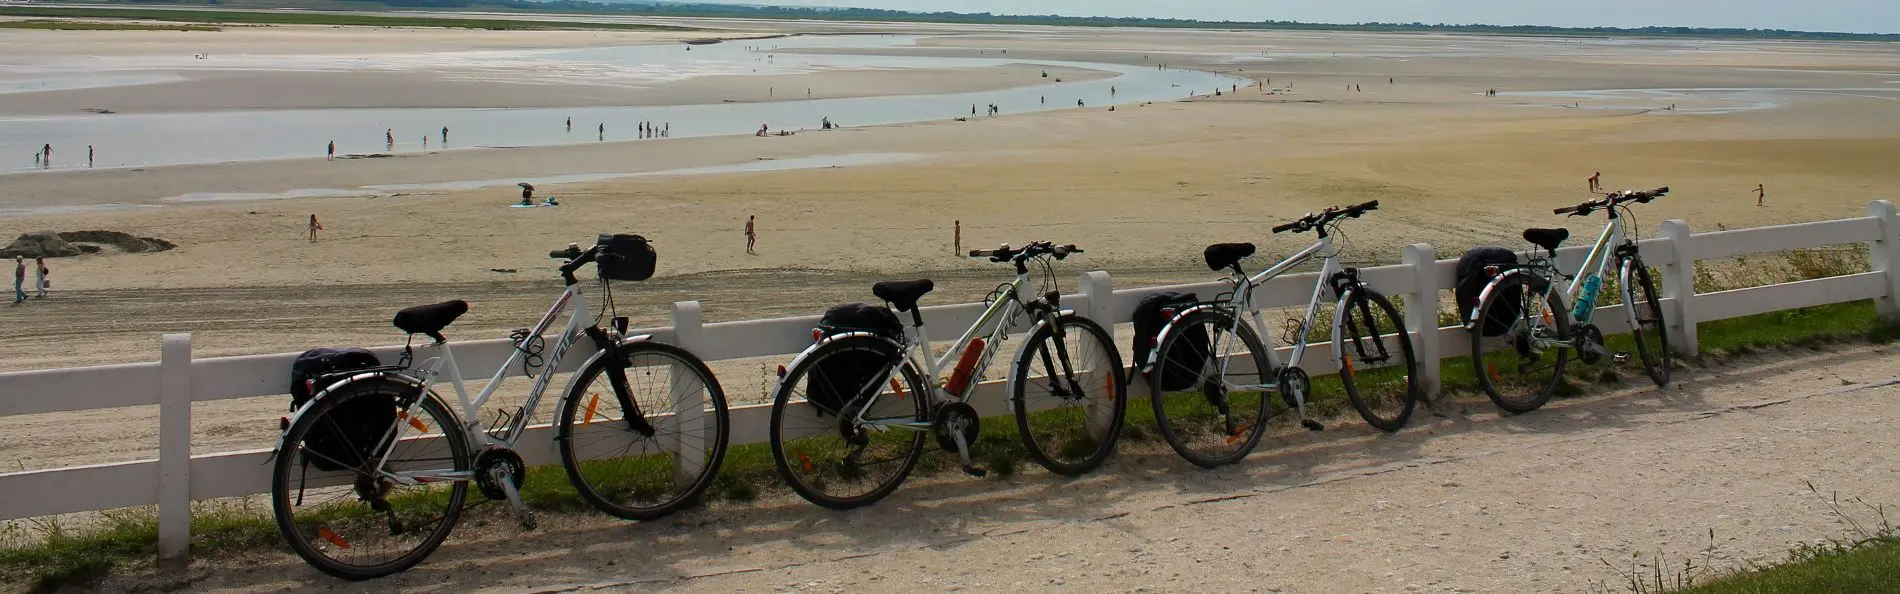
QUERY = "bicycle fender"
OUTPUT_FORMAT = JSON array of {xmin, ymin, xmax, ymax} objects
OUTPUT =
[
  {"xmin": 553, "ymin": 335, "xmax": 656, "ymax": 410},
  {"xmin": 1005, "ymin": 310, "xmax": 1079, "ymax": 405},
  {"xmin": 1329, "ymin": 288, "xmax": 1359, "ymax": 370},
  {"xmin": 1466, "ymin": 268, "xmax": 1555, "ymax": 331},
  {"xmin": 773, "ymin": 331, "xmax": 907, "ymax": 395},
  {"xmin": 1618, "ymin": 259, "xmax": 1644, "ymax": 332},
  {"xmin": 273, "ymin": 371, "xmax": 425, "ymax": 456}
]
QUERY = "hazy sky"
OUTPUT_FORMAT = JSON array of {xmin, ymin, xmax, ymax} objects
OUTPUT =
[{"xmin": 708, "ymin": 1, "xmax": 1899, "ymax": 34}]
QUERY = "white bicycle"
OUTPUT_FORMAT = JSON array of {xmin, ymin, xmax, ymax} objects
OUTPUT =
[
  {"xmin": 1467, "ymin": 187, "xmax": 1673, "ymax": 413},
  {"xmin": 1145, "ymin": 201, "xmax": 1420, "ymax": 468},
  {"xmin": 767, "ymin": 241, "xmax": 1126, "ymax": 509},
  {"xmin": 270, "ymin": 234, "xmax": 730, "ymax": 580}
]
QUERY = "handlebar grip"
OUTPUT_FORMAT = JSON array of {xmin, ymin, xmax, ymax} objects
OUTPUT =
[
  {"xmin": 558, "ymin": 246, "xmax": 599, "ymax": 274},
  {"xmin": 1554, "ymin": 206, "xmax": 1579, "ymax": 215},
  {"xmin": 1355, "ymin": 200, "xmax": 1380, "ymax": 211},
  {"xmin": 1064, "ymin": 244, "xmax": 1082, "ymax": 254},
  {"xmin": 549, "ymin": 249, "xmax": 571, "ymax": 259},
  {"xmin": 1272, "ymin": 222, "xmax": 1298, "ymax": 234},
  {"xmin": 968, "ymin": 250, "xmax": 990, "ymax": 257}
]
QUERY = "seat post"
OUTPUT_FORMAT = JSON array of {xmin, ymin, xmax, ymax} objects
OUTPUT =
[{"xmin": 909, "ymin": 308, "xmax": 924, "ymax": 328}]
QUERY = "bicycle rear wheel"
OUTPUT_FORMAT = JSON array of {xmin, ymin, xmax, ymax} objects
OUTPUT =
[
  {"xmin": 1621, "ymin": 256, "xmax": 1672, "ymax": 386},
  {"xmin": 556, "ymin": 341, "xmax": 730, "ymax": 521},
  {"xmin": 1147, "ymin": 308, "xmax": 1272, "ymax": 468},
  {"xmin": 769, "ymin": 336, "xmax": 928, "ymax": 510},
  {"xmin": 271, "ymin": 378, "xmax": 469, "ymax": 580},
  {"xmin": 1469, "ymin": 275, "xmax": 1570, "ymax": 414},
  {"xmin": 1012, "ymin": 315, "xmax": 1127, "ymax": 476},
  {"xmin": 1336, "ymin": 289, "xmax": 1419, "ymax": 431}
]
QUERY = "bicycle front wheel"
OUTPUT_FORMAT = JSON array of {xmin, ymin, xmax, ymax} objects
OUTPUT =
[
  {"xmin": 1336, "ymin": 289, "xmax": 1419, "ymax": 431},
  {"xmin": 1147, "ymin": 308, "xmax": 1272, "ymax": 468},
  {"xmin": 271, "ymin": 378, "xmax": 469, "ymax": 580},
  {"xmin": 769, "ymin": 336, "xmax": 928, "ymax": 510},
  {"xmin": 1621, "ymin": 256, "xmax": 1672, "ymax": 387},
  {"xmin": 1470, "ymin": 275, "xmax": 1570, "ymax": 414},
  {"xmin": 556, "ymin": 341, "xmax": 731, "ymax": 521},
  {"xmin": 1012, "ymin": 315, "xmax": 1127, "ymax": 476}
]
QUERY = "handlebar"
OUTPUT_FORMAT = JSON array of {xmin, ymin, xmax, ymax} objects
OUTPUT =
[
  {"xmin": 1558, "ymin": 186, "xmax": 1669, "ymax": 216},
  {"xmin": 968, "ymin": 241, "xmax": 1082, "ymax": 263},
  {"xmin": 1273, "ymin": 200, "xmax": 1379, "ymax": 234}
]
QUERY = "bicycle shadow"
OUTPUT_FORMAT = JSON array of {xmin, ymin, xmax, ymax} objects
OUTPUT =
[{"xmin": 140, "ymin": 345, "xmax": 1886, "ymax": 591}]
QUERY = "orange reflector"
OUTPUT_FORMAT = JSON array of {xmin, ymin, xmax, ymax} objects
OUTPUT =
[
  {"xmin": 1226, "ymin": 424, "xmax": 1253, "ymax": 445},
  {"xmin": 797, "ymin": 451, "xmax": 815, "ymax": 473},
  {"xmin": 582, "ymin": 393, "xmax": 601, "ymax": 425},
  {"xmin": 408, "ymin": 415, "xmax": 427, "ymax": 432},
  {"xmin": 812, "ymin": 329, "xmax": 824, "ymax": 341},
  {"xmin": 317, "ymin": 527, "xmax": 350, "ymax": 549},
  {"xmin": 891, "ymin": 378, "xmax": 907, "ymax": 400},
  {"xmin": 1343, "ymin": 357, "xmax": 1354, "ymax": 376},
  {"xmin": 1105, "ymin": 373, "xmax": 1115, "ymax": 394},
  {"xmin": 1486, "ymin": 363, "xmax": 1501, "ymax": 382}
]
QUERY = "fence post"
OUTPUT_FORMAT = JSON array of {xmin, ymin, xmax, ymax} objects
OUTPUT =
[
  {"xmin": 157, "ymin": 333, "xmax": 192, "ymax": 569},
  {"xmin": 1077, "ymin": 271, "xmax": 1117, "ymax": 440},
  {"xmin": 1866, "ymin": 200, "xmax": 1900, "ymax": 323},
  {"xmin": 1401, "ymin": 244, "xmax": 1441, "ymax": 402},
  {"xmin": 1658, "ymin": 220, "xmax": 1699, "ymax": 358},
  {"xmin": 668, "ymin": 301, "xmax": 707, "ymax": 489}
]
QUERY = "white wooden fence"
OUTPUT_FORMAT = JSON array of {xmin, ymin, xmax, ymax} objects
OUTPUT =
[{"xmin": 3, "ymin": 202, "xmax": 1896, "ymax": 567}]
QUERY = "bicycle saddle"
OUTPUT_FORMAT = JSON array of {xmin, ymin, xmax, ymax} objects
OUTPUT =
[
  {"xmin": 1522, "ymin": 228, "xmax": 1570, "ymax": 253},
  {"xmin": 393, "ymin": 300, "xmax": 468, "ymax": 341},
  {"xmin": 1203, "ymin": 242, "xmax": 1256, "ymax": 271},
  {"xmin": 872, "ymin": 279, "xmax": 934, "ymax": 312}
]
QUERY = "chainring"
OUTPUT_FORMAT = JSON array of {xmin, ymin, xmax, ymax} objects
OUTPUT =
[
  {"xmin": 473, "ymin": 447, "xmax": 527, "ymax": 501},
  {"xmin": 1278, "ymin": 366, "xmax": 1311, "ymax": 409},
  {"xmin": 1575, "ymin": 324, "xmax": 1606, "ymax": 365},
  {"xmin": 932, "ymin": 402, "xmax": 981, "ymax": 454}
]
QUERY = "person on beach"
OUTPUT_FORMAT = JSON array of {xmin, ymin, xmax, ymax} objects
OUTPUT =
[
  {"xmin": 422, "ymin": 136, "xmax": 428, "ymax": 148},
  {"xmin": 327, "ymin": 141, "xmax": 335, "ymax": 161},
  {"xmin": 566, "ymin": 117, "xmax": 572, "ymax": 132},
  {"xmin": 33, "ymin": 152, "xmax": 40, "ymax": 167},
  {"xmin": 1756, "ymin": 183, "xmax": 1766, "ymax": 207},
  {"xmin": 41, "ymin": 144, "xmax": 51, "ymax": 166},
  {"xmin": 12, "ymin": 256, "xmax": 25, "ymax": 304},
  {"xmin": 520, "ymin": 183, "xmax": 536, "ymax": 206},
  {"xmin": 441, "ymin": 127, "xmax": 448, "ymax": 144},
  {"xmin": 598, "ymin": 123, "xmax": 604, "ymax": 140},
  {"xmin": 34, "ymin": 257, "xmax": 48, "ymax": 299},
  {"xmin": 663, "ymin": 123, "xmax": 669, "ymax": 137},
  {"xmin": 1078, "ymin": 99, "xmax": 1085, "ymax": 107},
  {"xmin": 385, "ymin": 129, "xmax": 393, "ymax": 148},
  {"xmin": 1588, "ymin": 172, "xmax": 1602, "ymax": 193},
  {"xmin": 87, "ymin": 146, "xmax": 93, "ymax": 167},
  {"xmin": 745, "ymin": 215, "xmax": 758, "ymax": 255},
  {"xmin": 308, "ymin": 214, "xmax": 323, "ymax": 242},
  {"xmin": 1110, "ymin": 86, "xmax": 1116, "ymax": 96}
]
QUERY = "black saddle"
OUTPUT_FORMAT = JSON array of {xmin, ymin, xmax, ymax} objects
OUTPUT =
[
  {"xmin": 1203, "ymin": 242, "xmax": 1257, "ymax": 271},
  {"xmin": 393, "ymin": 300, "xmax": 469, "ymax": 341},
  {"xmin": 872, "ymin": 279, "xmax": 934, "ymax": 312},
  {"xmin": 1522, "ymin": 228, "xmax": 1570, "ymax": 253}
]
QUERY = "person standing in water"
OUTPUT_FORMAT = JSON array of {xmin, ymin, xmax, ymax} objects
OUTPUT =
[
  {"xmin": 745, "ymin": 215, "xmax": 758, "ymax": 255},
  {"xmin": 87, "ymin": 146, "xmax": 94, "ymax": 167},
  {"xmin": 385, "ymin": 129, "xmax": 393, "ymax": 148},
  {"xmin": 41, "ymin": 144, "xmax": 51, "ymax": 166},
  {"xmin": 327, "ymin": 141, "xmax": 335, "ymax": 161},
  {"xmin": 598, "ymin": 123, "xmax": 604, "ymax": 140},
  {"xmin": 441, "ymin": 126, "xmax": 448, "ymax": 145}
]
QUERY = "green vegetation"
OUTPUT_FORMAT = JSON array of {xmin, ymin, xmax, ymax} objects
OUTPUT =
[
  {"xmin": 0, "ymin": 19, "xmax": 220, "ymax": 31},
  {"xmin": 0, "ymin": 6, "xmax": 694, "ymax": 31},
  {"xmin": 1680, "ymin": 540, "xmax": 1900, "ymax": 593}
]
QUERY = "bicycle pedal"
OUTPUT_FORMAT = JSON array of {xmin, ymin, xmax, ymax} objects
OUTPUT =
[
  {"xmin": 517, "ymin": 510, "xmax": 538, "ymax": 531},
  {"xmin": 1612, "ymin": 352, "xmax": 1631, "ymax": 364},
  {"xmin": 1300, "ymin": 419, "xmax": 1325, "ymax": 432},
  {"xmin": 961, "ymin": 465, "xmax": 988, "ymax": 478}
]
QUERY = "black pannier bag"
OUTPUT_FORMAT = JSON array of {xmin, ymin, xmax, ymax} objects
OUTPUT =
[
  {"xmin": 1131, "ymin": 291, "xmax": 1208, "ymax": 391},
  {"xmin": 1456, "ymin": 247, "xmax": 1523, "ymax": 337},
  {"xmin": 287, "ymin": 347, "xmax": 395, "ymax": 471},
  {"xmin": 807, "ymin": 303, "xmax": 903, "ymax": 415},
  {"xmin": 597, "ymin": 233, "xmax": 657, "ymax": 282}
]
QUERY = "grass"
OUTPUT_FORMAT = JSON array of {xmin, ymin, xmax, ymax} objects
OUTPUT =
[
  {"xmin": 0, "ymin": 6, "xmax": 695, "ymax": 31},
  {"xmin": 0, "ymin": 19, "xmax": 221, "ymax": 31},
  {"xmin": 4, "ymin": 246, "xmax": 1898, "ymax": 590}
]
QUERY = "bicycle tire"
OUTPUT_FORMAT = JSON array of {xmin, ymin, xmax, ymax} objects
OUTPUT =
[
  {"xmin": 1336, "ymin": 289, "xmax": 1419, "ymax": 431},
  {"xmin": 1621, "ymin": 256, "xmax": 1672, "ymax": 386},
  {"xmin": 271, "ymin": 378, "xmax": 469, "ymax": 580},
  {"xmin": 1470, "ymin": 274, "xmax": 1570, "ymax": 414},
  {"xmin": 769, "ymin": 335, "xmax": 928, "ymax": 510},
  {"xmin": 1012, "ymin": 315, "xmax": 1128, "ymax": 476},
  {"xmin": 555, "ymin": 340, "xmax": 731, "ymax": 521},
  {"xmin": 1148, "ymin": 308, "xmax": 1272, "ymax": 469}
]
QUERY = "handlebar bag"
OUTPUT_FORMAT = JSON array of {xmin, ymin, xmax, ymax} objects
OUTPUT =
[{"xmin": 598, "ymin": 234, "xmax": 657, "ymax": 282}]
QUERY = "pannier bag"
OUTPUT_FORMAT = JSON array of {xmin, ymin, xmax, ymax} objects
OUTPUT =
[
  {"xmin": 1456, "ymin": 247, "xmax": 1523, "ymax": 337},
  {"xmin": 287, "ymin": 347, "xmax": 395, "ymax": 471},
  {"xmin": 1131, "ymin": 291, "xmax": 1209, "ymax": 391},
  {"xmin": 807, "ymin": 303, "xmax": 903, "ymax": 415},
  {"xmin": 597, "ymin": 233, "xmax": 657, "ymax": 282}
]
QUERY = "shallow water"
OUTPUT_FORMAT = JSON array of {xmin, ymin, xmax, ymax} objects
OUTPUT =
[
  {"xmin": 1498, "ymin": 87, "xmax": 1900, "ymax": 115},
  {"xmin": 0, "ymin": 35, "xmax": 1244, "ymax": 174}
]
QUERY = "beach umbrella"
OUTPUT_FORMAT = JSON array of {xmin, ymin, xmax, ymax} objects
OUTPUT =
[{"xmin": 518, "ymin": 182, "xmax": 535, "ymax": 191}]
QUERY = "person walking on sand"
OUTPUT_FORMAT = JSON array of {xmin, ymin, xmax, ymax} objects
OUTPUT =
[
  {"xmin": 1588, "ymin": 171, "xmax": 1602, "ymax": 193},
  {"xmin": 12, "ymin": 256, "xmax": 25, "ymax": 304},
  {"xmin": 1756, "ymin": 183, "xmax": 1766, "ymax": 207},
  {"xmin": 327, "ymin": 141, "xmax": 335, "ymax": 161},
  {"xmin": 33, "ymin": 257, "xmax": 47, "ymax": 299},
  {"xmin": 744, "ymin": 215, "xmax": 758, "ymax": 255},
  {"xmin": 308, "ymin": 214, "xmax": 323, "ymax": 242}
]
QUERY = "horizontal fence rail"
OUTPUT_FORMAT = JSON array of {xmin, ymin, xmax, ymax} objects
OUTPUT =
[{"xmin": 1, "ymin": 201, "xmax": 1895, "ymax": 566}]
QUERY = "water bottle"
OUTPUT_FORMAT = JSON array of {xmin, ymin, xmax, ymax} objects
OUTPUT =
[
  {"xmin": 945, "ymin": 338, "xmax": 987, "ymax": 395},
  {"xmin": 1572, "ymin": 274, "xmax": 1602, "ymax": 320}
]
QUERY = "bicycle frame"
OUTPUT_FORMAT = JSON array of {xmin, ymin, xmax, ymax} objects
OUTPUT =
[
  {"xmin": 1158, "ymin": 234, "xmax": 1351, "ymax": 396},
  {"xmin": 1475, "ymin": 206, "xmax": 1641, "ymax": 350}
]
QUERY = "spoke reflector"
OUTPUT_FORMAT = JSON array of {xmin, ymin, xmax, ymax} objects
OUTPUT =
[
  {"xmin": 582, "ymin": 393, "xmax": 601, "ymax": 425},
  {"xmin": 317, "ymin": 527, "xmax": 350, "ymax": 549},
  {"xmin": 797, "ymin": 451, "xmax": 815, "ymax": 473}
]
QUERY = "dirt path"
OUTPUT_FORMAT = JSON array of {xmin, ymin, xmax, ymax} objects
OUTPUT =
[{"xmin": 122, "ymin": 343, "xmax": 1900, "ymax": 593}]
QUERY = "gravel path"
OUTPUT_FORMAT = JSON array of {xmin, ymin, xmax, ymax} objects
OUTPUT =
[{"xmin": 148, "ymin": 343, "xmax": 1900, "ymax": 593}]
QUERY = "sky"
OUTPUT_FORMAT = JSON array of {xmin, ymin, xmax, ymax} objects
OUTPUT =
[{"xmin": 699, "ymin": 0, "xmax": 1900, "ymax": 34}]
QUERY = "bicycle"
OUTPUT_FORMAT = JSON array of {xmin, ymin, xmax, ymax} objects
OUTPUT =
[
  {"xmin": 1466, "ymin": 187, "xmax": 1672, "ymax": 414},
  {"xmin": 1145, "ymin": 201, "xmax": 1420, "ymax": 468},
  {"xmin": 767, "ymin": 241, "xmax": 1126, "ymax": 509},
  {"xmin": 270, "ymin": 234, "xmax": 731, "ymax": 580}
]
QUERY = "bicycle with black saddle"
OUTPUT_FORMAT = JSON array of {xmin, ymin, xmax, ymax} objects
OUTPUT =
[
  {"xmin": 1145, "ymin": 201, "xmax": 1420, "ymax": 468},
  {"xmin": 1466, "ymin": 187, "xmax": 1672, "ymax": 413},
  {"xmin": 767, "ymin": 241, "xmax": 1126, "ymax": 509},
  {"xmin": 270, "ymin": 234, "xmax": 730, "ymax": 580}
]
